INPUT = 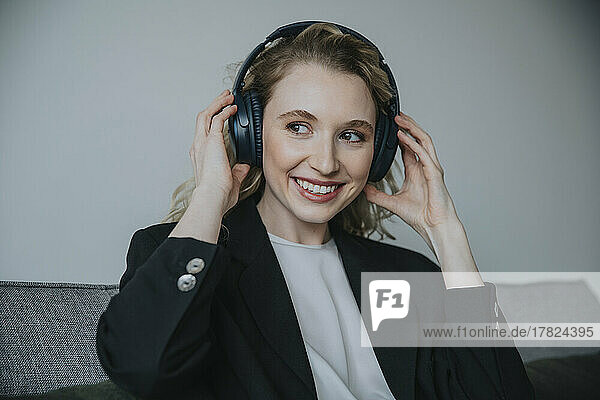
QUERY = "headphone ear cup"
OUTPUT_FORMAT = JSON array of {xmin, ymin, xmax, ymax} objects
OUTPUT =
[
  {"xmin": 369, "ymin": 111, "xmax": 387, "ymax": 181},
  {"xmin": 243, "ymin": 89, "xmax": 264, "ymax": 168}
]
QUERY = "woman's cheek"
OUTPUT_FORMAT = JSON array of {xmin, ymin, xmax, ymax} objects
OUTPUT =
[
  {"xmin": 263, "ymin": 138, "xmax": 303, "ymax": 187},
  {"xmin": 274, "ymin": 142, "xmax": 306, "ymax": 170},
  {"xmin": 262, "ymin": 131, "xmax": 285, "ymax": 170},
  {"xmin": 344, "ymin": 148, "xmax": 372, "ymax": 182}
]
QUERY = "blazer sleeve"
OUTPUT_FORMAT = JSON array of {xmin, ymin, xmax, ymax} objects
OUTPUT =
[
  {"xmin": 416, "ymin": 282, "xmax": 536, "ymax": 400},
  {"xmin": 96, "ymin": 228, "xmax": 229, "ymax": 399}
]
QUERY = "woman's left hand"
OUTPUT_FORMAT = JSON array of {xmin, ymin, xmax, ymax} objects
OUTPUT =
[
  {"xmin": 363, "ymin": 112, "xmax": 461, "ymax": 241},
  {"xmin": 364, "ymin": 112, "xmax": 483, "ymax": 286}
]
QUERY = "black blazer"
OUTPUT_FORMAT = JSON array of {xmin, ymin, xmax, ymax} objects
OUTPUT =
[{"xmin": 96, "ymin": 192, "xmax": 534, "ymax": 400}]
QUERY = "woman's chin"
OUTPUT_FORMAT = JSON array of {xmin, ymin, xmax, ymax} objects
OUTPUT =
[
  {"xmin": 289, "ymin": 203, "xmax": 338, "ymax": 224},
  {"xmin": 286, "ymin": 188, "xmax": 355, "ymax": 224}
]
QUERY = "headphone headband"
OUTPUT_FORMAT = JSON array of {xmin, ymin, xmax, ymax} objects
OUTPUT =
[
  {"xmin": 229, "ymin": 20, "xmax": 401, "ymax": 181},
  {"xmin": 233, "ymin": 21, "xmax": 400, "ymax": 118}
]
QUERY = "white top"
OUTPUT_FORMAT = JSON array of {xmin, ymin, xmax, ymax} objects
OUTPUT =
[{"xmin": 268, "ymin": 232, "xmax": 397, "ymax": 400}]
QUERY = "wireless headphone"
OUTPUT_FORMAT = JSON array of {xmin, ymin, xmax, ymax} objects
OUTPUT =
[{"xmin": 227, "ymin": 20, "xmax": 401, "ymax": 182}]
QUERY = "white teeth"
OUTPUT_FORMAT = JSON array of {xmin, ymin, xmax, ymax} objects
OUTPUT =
[{"xmin": 294, "ymin": 178, "xmax": 340, "ymax": 195}]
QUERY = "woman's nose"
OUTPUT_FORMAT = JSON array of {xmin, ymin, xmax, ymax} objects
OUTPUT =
[{"xmin": 307, "ymin": 141, "xmax": 340, "ymax": 176}]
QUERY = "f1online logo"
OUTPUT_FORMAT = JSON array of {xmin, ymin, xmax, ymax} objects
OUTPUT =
[{"xmin": 369, "ymin": 280, "xmax": 411, "ymax": 331}]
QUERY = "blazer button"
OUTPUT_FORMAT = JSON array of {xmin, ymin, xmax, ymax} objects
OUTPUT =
[
  {"xmin": 177, "ymin": 274, "xmax": 196, "ymax": 292},
  {"xmin": 186, "ymin": 257, "xmax": 205, "ymax": 274}
]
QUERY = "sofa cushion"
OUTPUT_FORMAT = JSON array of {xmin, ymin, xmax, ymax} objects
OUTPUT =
[
  {"xmin": 0, "ymin": 379, "xmax": 137, "ymax": 400},
  {"xmin": 0, "ymin": 281, "xmax": 118, "ymax": 397},
  {"xmin": 494, "ymin": 280, "xmax": 600, "ymax": 362}
]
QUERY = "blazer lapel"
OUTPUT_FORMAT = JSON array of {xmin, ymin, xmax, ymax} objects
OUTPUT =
[
  {"xmin": 226, "ymin": 193, "xmax": 318, "ymax": 398},
  {"xmin": 224, "ymin": 193, "xmax": 416, "ymax": 400},
  {"xmin": 331, "ymin": 223, "xmax": 417, "ymax": 400}
]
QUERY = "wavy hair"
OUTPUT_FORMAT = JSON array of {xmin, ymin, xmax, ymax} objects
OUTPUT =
[{"xmin": 161, "ymin": 22, "xmax": 402, "ymax": 240}]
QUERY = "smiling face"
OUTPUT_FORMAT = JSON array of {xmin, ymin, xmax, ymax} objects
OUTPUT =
[{"xmin": 259, "ymin": 62, "xmax": 376, "ymax": 227}]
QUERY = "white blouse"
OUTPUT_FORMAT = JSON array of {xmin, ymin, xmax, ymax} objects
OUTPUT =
[{"xmin": 267, "ymin": 232, "xmax": 397, "ymax": 400}]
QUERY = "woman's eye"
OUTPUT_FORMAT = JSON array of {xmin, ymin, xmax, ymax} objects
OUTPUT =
[
  {"xmin": 339, "ymin": 131, "xmax": 365, "ymax": 143},
  {"xmin": 285, "ymin": 123, "xmax": 365, "ymax": 143},
  {"xmin": 286, "ymin": 122, "xmax": 310, "ymax": 134}
]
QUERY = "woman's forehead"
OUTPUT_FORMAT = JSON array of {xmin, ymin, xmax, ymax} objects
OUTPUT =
[
  {"xmin": 274, "ymin": 63, "xmax": 369, "ymax": 95},
  {"xmin": 266, "ymin": 65, "xmax": 376, "ymax": 121}
]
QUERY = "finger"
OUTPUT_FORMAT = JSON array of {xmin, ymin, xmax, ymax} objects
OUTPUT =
[
  {"xmin": 398, "ymin": 131, "xmax": 418, "ymax": 178},
  {"xmin": 230, "ymin": 163, "xmax": 251, "ymax": 199},
  {"xmin": 196, "ymin": 90, "xmax": 233, "ymax": 136},
  {"xmin": 363, "ymin": 184, "xmax": 397, "ymax": 213},
  {"xmin": 395, "ymin": 114, "xmax": 443, "ymax": 170},
  {"xmin": 232, "ymin": 163, "xmax": 251, "ymax": 185},
  {"xmin": 397, "ymin": 130, "xmax": 444, "ymax": 182},
  {"xmin": 205, "ymin": 92, "xmax": 235, "ymax": 134},
  {"xmin": 196, "ymin": 89, "xmax": 229, "ymax": 134},
  {"xmin": 209, "ymin": 103, "xmax": 237, "ymax": 137}
]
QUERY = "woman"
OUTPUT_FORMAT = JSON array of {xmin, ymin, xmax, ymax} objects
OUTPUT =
[{"xmin": 96, "ymin": 22, "xmax": 534, "ymax": 399}]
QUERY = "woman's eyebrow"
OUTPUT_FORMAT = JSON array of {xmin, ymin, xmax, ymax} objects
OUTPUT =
[{"xmin": 277, "ymin": 109, "xmax": 374, "ymax": 134}]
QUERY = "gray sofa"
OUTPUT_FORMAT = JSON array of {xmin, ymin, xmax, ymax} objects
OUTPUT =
[
  {"xmin": 0, "ymin": 281, "xmax": 118, "ymax": 397},
  {"xmin": 1, "ymin": 279, "xmax": 599, "ymax": 399}
]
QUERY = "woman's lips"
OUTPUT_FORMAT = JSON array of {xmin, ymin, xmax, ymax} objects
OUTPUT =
[{"xmin": 291, "ymin": 178, "xmax": 344, "ymax": 203}]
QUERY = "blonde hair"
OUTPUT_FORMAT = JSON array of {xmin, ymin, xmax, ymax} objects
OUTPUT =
[{"xmin": 161, "ymin": 23, "xmax": 402, "ymax": 240}]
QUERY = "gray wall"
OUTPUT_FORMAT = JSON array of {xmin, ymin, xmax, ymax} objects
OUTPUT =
[{"xmin": 1, "ymin": 0, "xmax": 598, "ymax": 284}]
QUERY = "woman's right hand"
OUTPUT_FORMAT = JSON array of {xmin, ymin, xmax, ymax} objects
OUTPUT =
[{"xmin": 190, "ymin": 89, "xmax": 251, "ymax": 216}]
